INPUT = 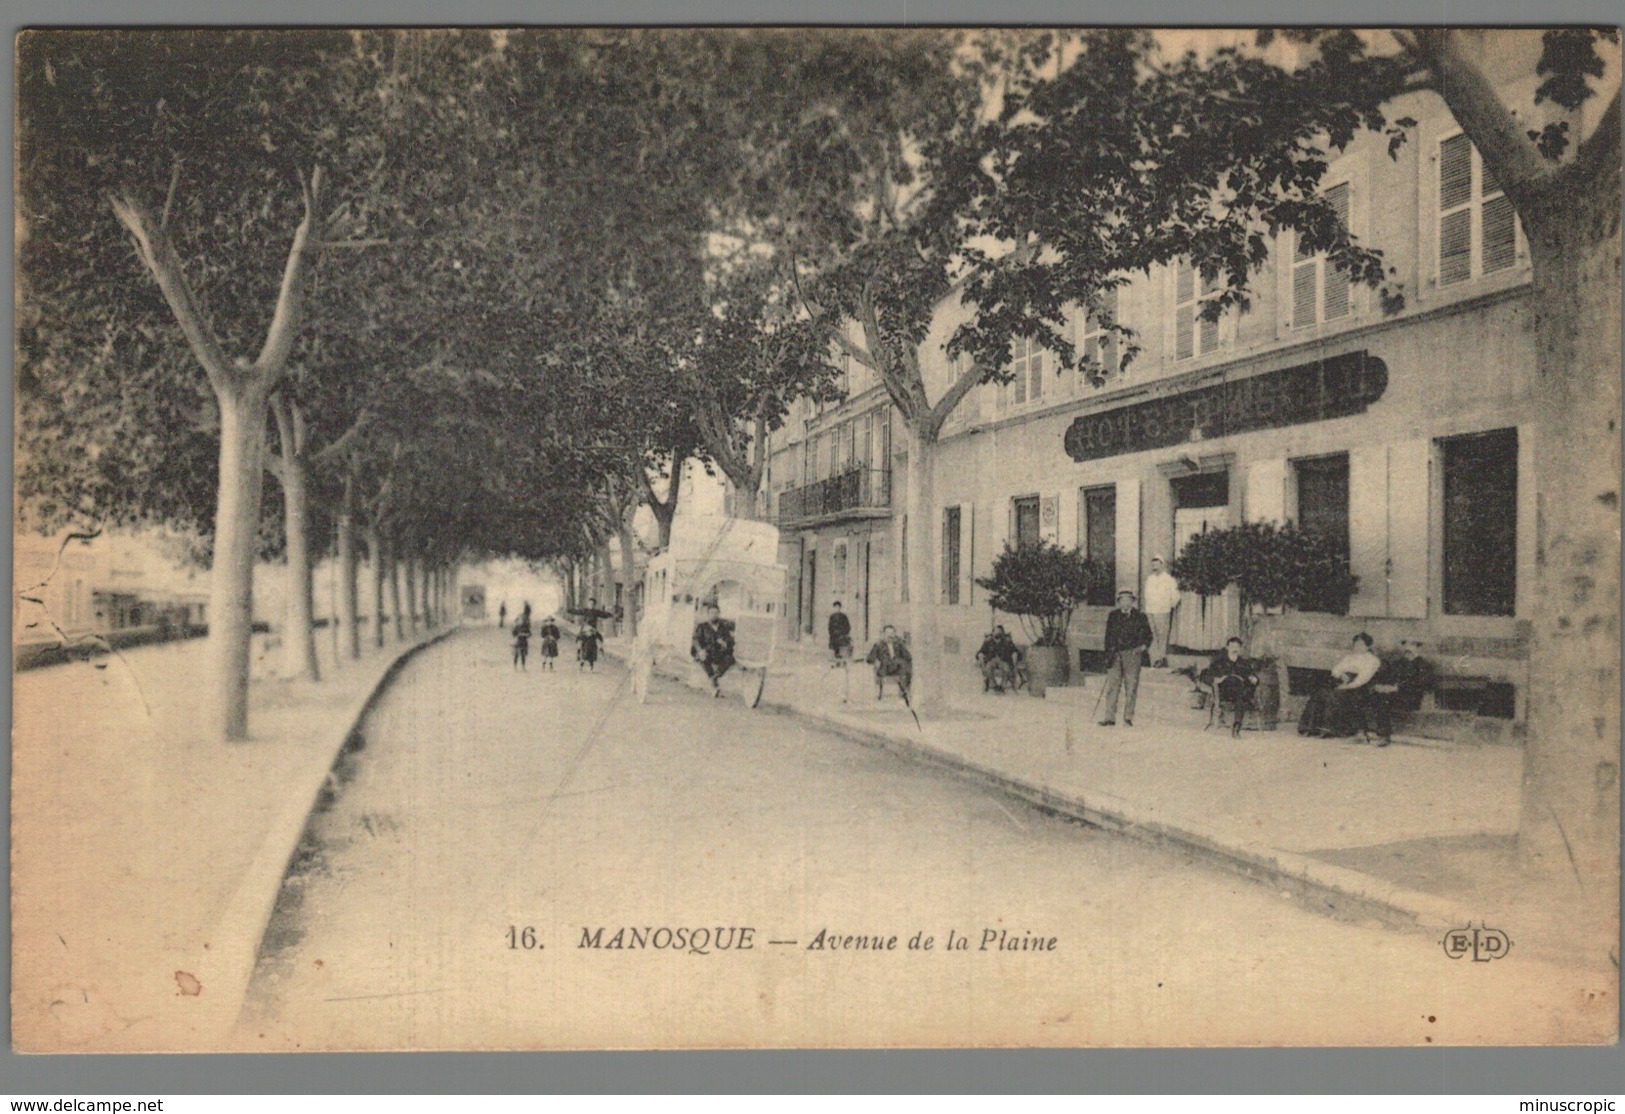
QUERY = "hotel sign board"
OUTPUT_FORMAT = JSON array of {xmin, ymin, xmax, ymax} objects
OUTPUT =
[{"xmin": 1063, "ymin": 350, "xmax": 1388, "ymax": 463}]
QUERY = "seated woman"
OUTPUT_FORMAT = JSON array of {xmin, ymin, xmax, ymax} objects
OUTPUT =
[
  {"xmin": 1298, "ymin": 632, "xmax": 1384, "ymax": 743},
  {"xmin": 976, "ymin": 625, "xmax": 1019, "ymax": 693},
  {"xmin": 1199, "ymin": 637, "xmax": 1259, "ymax": 737}
]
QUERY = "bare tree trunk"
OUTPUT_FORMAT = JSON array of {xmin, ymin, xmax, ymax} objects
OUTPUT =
[
  {"xmin": 618, "ymin": 512, "xmax": 639, "ymax": 638},
  {"xmin": 904, "ymin": 424, "xmax": 945, "ymax": 712},
  {"xmin": 338, "ymin": 473, "xmax": 360, "ymax": 660},
  {"xmin": 270, "ymin": 415, "xmax": 320, "ymax": 684},
  {"xmin": 597, "ymin": 539, "xmax": 616, "ymax": 614},
  {"xmin": 367, "ymin": 526, "xmax": 386, "ymax": 650},
  {"xmin": 421, "ymin": 558, "xmax": 435, "ymax": 628},
  {"xmin": 209, "ymin": 384, "xmax": 270, "ymax": 739},
  {"xmin": 404, "ymin": 552, "xmax": 419, "ymax": 634},
  {"xmin": 1518, "ymin": 192, "xmax": 1622, "ymax": 911},
  {"xmin": 389, "ymin": 540, "xmax": 405, "ymax": 642}
]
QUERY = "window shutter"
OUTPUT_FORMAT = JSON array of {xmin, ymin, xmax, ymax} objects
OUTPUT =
[
  {"xmin": 965, "ymin": 504, "xmax": 976, "ymax": 606},
  {"xmin": 1439, "ymin": 135, "xmax": 1474, "ymax": 286},
  {"xmin": 1114, "ymin": 478, "xmax": 1140, "ymax": 596},
  {"xmin": 1322, "ymin": 182, "xmax": 1352, "ymax": 320},
  {"xmin": 1440, "ymin": 134, "xmax": 1473, "ymax": 208},
  {"xmin": 1482, "ymin": 194, "xmax": 1517, "ymax": 273},
  {"xmin": 1347, "ymin": 446, "xmax": 1390, "ymax": 617},
  {"xmin": 1030, "ymin": 346, "xmax": 1044, "ymax": 401},
  {"xmin": 1439, "ymin": 210, "xmax": 1473, "ymax": 285},
  {"xmin": 1292, "ymin": 258, "xmax": 1318, "ymax": 328},
  {"xmin": 1041, "ymin": 494, "xmax": 1060, "ymax": 544},
  {"xmin": 1385, "ymin": 440, "xmax": 1431, "ymax": 619},
  {"xmin": 1245, "ymin": 459, "xmax": 1288, "ymax": 524},
  {"xmin": 1175, "ymin": 261, "xmax": 1195, "ymax": 360}
]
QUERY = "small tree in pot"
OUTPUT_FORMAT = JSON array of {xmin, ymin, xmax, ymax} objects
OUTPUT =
[
  {"xmin": 1169, "ymin": 520, "xmax": 1357, "ymax": 644},
  {"xmin": 1171, "ymin": 520, "xmax": 1359, "ymax": 728},
  {"xmin": 975, "ymin": 541, "xmax": 1107, "ymax": 693}
]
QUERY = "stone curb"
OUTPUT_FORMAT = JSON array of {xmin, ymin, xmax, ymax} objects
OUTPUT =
[
  {"xmin": 614, "ymin": 643, "xmax": 1476, "ymax": 938},
  {"xmin": 216, "ymin": 624, "xmax": 462, "ymax": 1039}
]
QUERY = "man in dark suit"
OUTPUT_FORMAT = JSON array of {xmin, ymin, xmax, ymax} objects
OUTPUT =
[
  {"xmin": 865, "ymin": 624, "xmax": 912, "ymax": 700},
  {"xmin": 1098, "ymin": 588, "xmax": 1154, "ymax": 727},
  {"xmin": 690, "ymin": 602, "xmax": 737, "ymax": 697}
]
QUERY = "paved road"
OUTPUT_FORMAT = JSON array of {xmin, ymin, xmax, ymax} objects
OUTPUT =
[{"xmin": 239, "ymin": 628, "xmax": 1613, "ymax": 1049}]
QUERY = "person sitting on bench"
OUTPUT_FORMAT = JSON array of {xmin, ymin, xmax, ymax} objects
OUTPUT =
[
  {"xmin": 866, "ymin": 625, "xmax": 912, "ymax": 701},
  {"xmin": 1298, "ymin": 632, "xmax": 1384, "ymax": 743},
  {"xmin": 1367, "ymin": 638, "xmax": 1437, "ymax": 743},
  {"xmin": 690, "ymin": 602, "xmax": 737, "ymax": 698},
  {"xmin": 976, "ymin": 625, "xmax": 1020, "ymax": 693},
  {"xmin": 1199, "ymin": 637, "xmax": 1259, "ymax": 737}
]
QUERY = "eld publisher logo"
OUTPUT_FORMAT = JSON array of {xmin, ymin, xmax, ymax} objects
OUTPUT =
[{"xmin": 1442, "ymin": 923, "xmax": 1512, "ymax": 962}]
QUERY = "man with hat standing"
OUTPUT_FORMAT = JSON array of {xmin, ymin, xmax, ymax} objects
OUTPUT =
[
  {"xmin": 1142, "ymin": 554, "xmax": 1181, "ymax": 669},
  {"xmin": 1099, "ymin": 588, "xmax": 1154, "ymax": 727}
]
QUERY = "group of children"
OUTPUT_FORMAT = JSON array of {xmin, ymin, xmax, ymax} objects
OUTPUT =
[{"xmin": 503, "ymin": 601, "xmax": 603, "ymax": 673}]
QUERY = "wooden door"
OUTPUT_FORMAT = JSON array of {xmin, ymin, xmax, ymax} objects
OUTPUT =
[{"xmin": 1170, "ymin": 506, "xmax": 1239, "ymax": 652}]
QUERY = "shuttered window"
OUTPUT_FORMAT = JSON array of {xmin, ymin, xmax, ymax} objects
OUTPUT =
[
  {"xmin": 1004, "ymin": 337, "xmax": 1045, "ymax": 407},
  {"xmin": 1439, "ymin": 133, "xmax": 1519, "ymax": 286},
  {"xmin": 1292, "ymin": 182, "xmax": 1352, "ymax": 328},
  {"xmin": 1079, "ymin": 288, "xmax": 1120, "ymax": 382},
  {"xmin": 1080, "ymin": 486, "xmax": 1117, "ymax": 607},
  {"xmin": 942, "ymin": 507, "xmax": 962, "ymax": 605},
  {"xmin": 1175, "ymin": 259, "xmax": 1221, "ymax": 360},
  {"xmin": 1014, "ymin": 496, "xmax": 1041, "ymax": 548}
]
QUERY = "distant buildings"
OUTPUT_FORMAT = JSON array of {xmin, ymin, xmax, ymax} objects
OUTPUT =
[{"xmin": 14, "ymin": 533, "xmax": 209, "ymax": 666}]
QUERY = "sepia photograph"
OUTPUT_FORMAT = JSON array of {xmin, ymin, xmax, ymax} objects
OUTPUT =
[{"xmin": 10, "ymin": 25, "xmax": 1621, "ymax": 1054}]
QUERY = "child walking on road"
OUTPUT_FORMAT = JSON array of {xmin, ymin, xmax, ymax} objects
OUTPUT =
[
  {"xmin": 512, "ymin": 613, "xmax": 531, "ymax": 671},
  {"xmin": 576, "ymin": 620, "xmax": 604, "ymax": 672}
]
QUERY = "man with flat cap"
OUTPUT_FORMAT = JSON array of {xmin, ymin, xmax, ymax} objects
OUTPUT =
[{"xmin": 1098, "ymin": 587, "xmax": 1154, "ymax": 726}]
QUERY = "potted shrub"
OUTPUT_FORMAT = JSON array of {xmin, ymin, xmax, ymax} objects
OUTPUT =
[
  {"xmin": 1169, "ymin": 520, "xmax": 1357, "ymax": 644},
  {"xmin": 975, "ymin": 541, "xmax": 1107, "ymax": 695},
  {"xmin": 1171, "ymin": 521, "xmax": 1358, "ymax": 728}
]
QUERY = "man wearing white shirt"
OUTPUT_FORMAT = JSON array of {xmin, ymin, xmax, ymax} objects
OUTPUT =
[{"xmin": 1142, "ymin": 555, "xmax": 1181, "ymax": 668}]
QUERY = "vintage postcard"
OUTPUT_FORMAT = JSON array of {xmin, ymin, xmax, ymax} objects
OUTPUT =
[{"xmin": 11, "ymin": 26, "xmax": 1620, "ymax": 1052}]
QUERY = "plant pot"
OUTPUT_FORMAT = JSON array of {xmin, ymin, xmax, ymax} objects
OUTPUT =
[{"xmin": 1025, "ymin": 644, "xmax": 1070, "ymax": 697}]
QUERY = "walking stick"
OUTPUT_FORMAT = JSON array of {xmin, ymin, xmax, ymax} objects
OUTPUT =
[{"xmin": 898, "ymin": 678, "xmax": 923, "ymax": 732}]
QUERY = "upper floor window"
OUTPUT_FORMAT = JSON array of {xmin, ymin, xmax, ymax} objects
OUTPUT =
[
  {"xmin": 1003, "ymin": 337, "xmax": 1046, "ymax": 406},
  {"xmin": 1439, "ymin": 133, "xmax": 1518, "ymax": 286},
  {"xmin": 1175, "ymin": 259, "xmax": 1222, "ymax": 360},
  {"xmin": 1078, "ymin": 288, "xmax": 1121, "ymax": 382},
  {"xmin": 1292, "ymin": 181, "xmax": 1353, "ymax": 329}
]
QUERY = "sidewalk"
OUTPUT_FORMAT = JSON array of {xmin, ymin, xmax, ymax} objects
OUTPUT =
[
  {"xmin": 11, "ymin": 621, "xmax": 456, "ymax": 1052},
  {"xmin": 604, "ymin": 631, "xmax": 1588, "ymax": 952}
]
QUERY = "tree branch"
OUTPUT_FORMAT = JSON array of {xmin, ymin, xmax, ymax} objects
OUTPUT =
[
  {"xmin": 108, "ymin": 192, "xmax": 235, "ymax": 391},
  {"xmin": 253, "ymin": 166, "xmax": 325, "ymax": 375},
  {"xmin": 269, "ymin": 392, "xmax": 298, "ymax": 484},
  {"xmin": 310, "ymin": 409, "xmax": 372, "ymax": 469},
  {"xmin": 1406, "ymin": 29, "xmax": 1552, "ymax": 209},
  {"xmin": 1568, "ymin": 83, "xmax": 1623, "ymax": 191},
  {"xmin": 927, "ymin": 355, "xmax": 988, "ymax": 438}
]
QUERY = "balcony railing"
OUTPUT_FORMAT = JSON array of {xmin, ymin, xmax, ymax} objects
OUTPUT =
[{"xmin": 775, "ymin": 467, "xmax": 893, "ymax": 525}]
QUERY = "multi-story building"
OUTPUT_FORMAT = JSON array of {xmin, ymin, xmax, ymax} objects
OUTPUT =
[
  {"xmin": 766, "ymin": 66, "xmax": 1568, "ymax": 734},
  {"xmin": 765, "ymin": 344, "xmax": 907, "ymax": 650}
]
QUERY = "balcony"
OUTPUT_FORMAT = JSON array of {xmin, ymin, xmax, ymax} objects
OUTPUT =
[{"xmin": 775, "ymin": 467, "xmax": 893, "ymax": 527}]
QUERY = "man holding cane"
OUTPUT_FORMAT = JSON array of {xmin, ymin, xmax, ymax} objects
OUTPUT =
[{"xmin": 1098, "ymin": 588, "xmax": 1154, "ymax": 727}]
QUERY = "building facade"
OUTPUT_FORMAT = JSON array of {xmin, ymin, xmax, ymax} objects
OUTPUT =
[{"xmin": 766, "ymin": 78, "xmax": 1556, "ymax": 730}]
